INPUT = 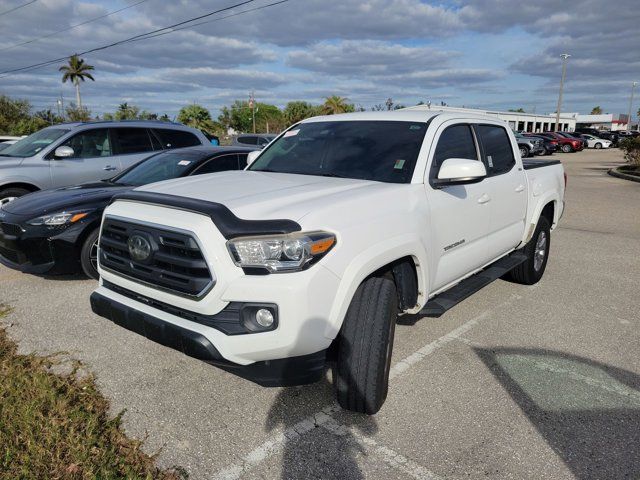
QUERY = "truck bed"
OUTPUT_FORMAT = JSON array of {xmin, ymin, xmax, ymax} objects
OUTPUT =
[{"xmin": 522, "ymin": 158, "xmax": 561, "ymax": 170}]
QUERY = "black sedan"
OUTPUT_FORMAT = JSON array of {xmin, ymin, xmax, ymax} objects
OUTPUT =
[{"xmin": 0, "ymin": 146, "xmax": 254, "ymax": 279}]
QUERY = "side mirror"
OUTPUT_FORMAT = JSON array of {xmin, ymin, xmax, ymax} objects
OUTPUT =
[
  {"xmin": 246, "ymin": 150, "xmax": 261, "ymax": 166},
  {"xmin": 435, "ymin": 158, "xmax": 486, "ymax": 186},
  {"xmin": 53, "ymin": 146, "xmax": 74, "ymax": 159}
]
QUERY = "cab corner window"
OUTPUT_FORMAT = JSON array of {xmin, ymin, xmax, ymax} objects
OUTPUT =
[
  {"xmin": 61, "ymin": 128, "xmax": 112, "ymax": 158},
  {"xmin": 476, "ymin": 125, "xmax": 515, "ymax": 175}
]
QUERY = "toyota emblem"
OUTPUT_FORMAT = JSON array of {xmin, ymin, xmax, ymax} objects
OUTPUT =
[{"xmin": 128, "ymin": 234, "xmax": 152, "ymax": 262}]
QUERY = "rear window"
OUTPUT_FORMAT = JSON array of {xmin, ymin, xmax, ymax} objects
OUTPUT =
[
  {"xmin": 237, "ymin": 136, "xmax": 258, "ymax": 145},
  {"xmin": 112, "ymin": 128, "xmax": 154, "ymax": 154},
  {"xmin": 249, "ymin": 121, "xmax": 427, "ymax": 183},
  {"xmin": 154, "ymin": 129, "xmax": 201, "ymax": 149},
  {"xmin": 475, "ymin": 125, "xmax": 515, "ymax": 175}
]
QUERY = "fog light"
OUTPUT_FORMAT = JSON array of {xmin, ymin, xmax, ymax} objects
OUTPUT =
[{"xmin": 255, "ymin": 308, "xmax": 274, "ymax": 328}]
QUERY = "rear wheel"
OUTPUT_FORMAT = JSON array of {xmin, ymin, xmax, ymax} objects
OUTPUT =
[
  {"xmin": 508, "ymin": 216, "xmax": 551, "ymax": 285},
  {"xmin": 561, "ymin": 144, "xmax": 573, "ymax": 153},
  {"xmin": 0, "ymin": 187, "xmax": 30, "ymax": 206},
  {"xmin": 335, "ymin": 276, "xmax": 398, "ymax": 414},
  {"xmin": 80, "ymin": 228, "xmax": 100, "ymax": 280}
]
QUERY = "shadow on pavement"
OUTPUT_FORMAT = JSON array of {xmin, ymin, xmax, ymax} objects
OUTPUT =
[{"xmin": 475, "ymin": 347, "xmax": 640, "ymax": 479}]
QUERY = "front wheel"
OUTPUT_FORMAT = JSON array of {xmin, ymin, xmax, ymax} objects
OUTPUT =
[
  {"xmin": 80, "ymin": 228, "xmax": 100, "ymax": 280},
  {"xmin": 508, "ymin": 216, "xmax": 551, "ymax": 285},
  {"xmin": 519, "ymin": 146, "xmax": 530, "ymax": 158},
  {"xmin": 335, "ymin": 276, "xmax": 398, "ymax": 414},
  {"xmin": 561, "ymin": 144, "xmax": 573, "ymax": 153},
  {"xmin": 594, "ymin": 142, "xmax": 602, "ymax": 149}
]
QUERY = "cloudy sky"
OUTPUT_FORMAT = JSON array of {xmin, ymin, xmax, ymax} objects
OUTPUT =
[{"xmin": 0, "ymin": 0, "xmax": 638, "ymax": 119}]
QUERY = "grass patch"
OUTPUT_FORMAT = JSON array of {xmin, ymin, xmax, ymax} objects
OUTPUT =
[{"xmin": 0, "ymin": 305, "xmax": 185, "ymax": 479}]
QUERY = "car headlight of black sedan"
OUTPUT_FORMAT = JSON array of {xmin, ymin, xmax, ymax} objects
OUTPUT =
[{"xmin": 26, "ymin": 210, "xmax": 93, "ymax": 228}]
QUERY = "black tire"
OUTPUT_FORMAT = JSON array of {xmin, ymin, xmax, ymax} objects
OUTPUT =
[
  {"xmin": 519, "ymin": 146, "xmax": 530, "ymax": 158},
  {"xmin": 335, "ymin": 276, "xmax": 398, "ymax": 414},
  {"xmin": 0, "ymin": 187, "xmax": 30, "ymax": 206},
  {"xmin": 561, "ymin": 143, "xmax": 573, "ymax": 153},
  {"xmin": 80, "ymin": 228, "xmax": 100, "ymax": 280},
  {"xmin": 508, "ymin": 216, "xmax": 551, "ymax": 285},
  {"xmin": 594, "ymin": 142, "xmax": 602, "ymax": 149}
]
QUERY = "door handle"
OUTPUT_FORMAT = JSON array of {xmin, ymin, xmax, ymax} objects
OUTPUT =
[
  {"xmin": 103, "ymin": 165, "xmax": 117, "ymax": 171},
  {"xmin": 515, "ymin": 184, "xmax": 525, "ymax": 193},
  {"xmin": 477, "ymin": 193, "xmax": 491, "ymax": 204}
]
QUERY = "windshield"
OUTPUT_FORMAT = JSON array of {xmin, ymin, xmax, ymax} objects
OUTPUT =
[
  {"xmin": 0, "ymin": 128, "xmax": 69, "ymax": 158},
  {"xmin": 112, "ymin": 150, "xmax": 202, "ymax": 186},
  {"xmin": 248, "ymin": 121, "xmax": 427, "ymax": 183}
]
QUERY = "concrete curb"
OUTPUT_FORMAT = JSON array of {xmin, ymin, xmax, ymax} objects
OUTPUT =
[{"xmin": 608, "ymin": 167, "xmax": 640, "ymax": 183}]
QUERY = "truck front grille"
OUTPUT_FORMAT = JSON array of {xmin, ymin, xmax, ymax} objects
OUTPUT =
[{"xmin": 99, "ymin": 218, "xmax": 214, "ymax": 298}]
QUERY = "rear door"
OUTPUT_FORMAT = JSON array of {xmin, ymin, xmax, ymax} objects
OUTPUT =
[
  {"xmin": 474, "ymin": 124, "xmax": 527, "ymax": 258},
  {"xmin": 49, "ymin": 128, "xmax": 119, "ymax": 187},
  {"xmin": 426, "ymin": 122, "xmax": 492, "ymax": 291},
  {"xmin": 111, "ymin": 128, "xmax": 157, "ymax": 169}
]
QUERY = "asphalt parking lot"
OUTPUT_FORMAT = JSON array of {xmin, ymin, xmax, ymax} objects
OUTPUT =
[{"xmin": 1, "ymin": 148, "xmax": 639, "ymax": 480}]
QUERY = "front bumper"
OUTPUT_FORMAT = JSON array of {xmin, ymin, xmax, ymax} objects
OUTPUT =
[
  {"xmin": 90, "ymin": 289, "xmax": 327, "ymax": 386},
  {"xmin": 0, "ymin": 213, "xmax": 92, "ymax": 274}
]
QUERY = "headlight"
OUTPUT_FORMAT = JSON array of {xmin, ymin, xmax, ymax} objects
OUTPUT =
[
  {"xmin": 227, "ymin": 231, "xmax": 336, "ymax": 273},
  {"xmin": 27, "ymin": 211, "xmax": 91, "ymax": 227}
]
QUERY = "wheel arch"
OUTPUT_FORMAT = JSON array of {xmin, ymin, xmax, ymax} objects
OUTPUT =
[
  {"xmin": 325, "ymin": 237, "xmax": 429, "ymax": 339},
  {"xmin": 0, "ymin": 181, "xmax": 40, "ymax": 193}
]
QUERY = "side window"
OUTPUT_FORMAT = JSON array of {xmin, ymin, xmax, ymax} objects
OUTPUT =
[
  {"xmin": 60, "ymin": 128, "xmax": 112, "ymax": 158},
  {"xmin": 238, "ymin": 136, "xmax": 257, "ymax": 145},
  {"xmin": 192, "ymin": 154, "xmax": 240, "ymax": 174},
  {"xmin": 154, "ymin": 129, "xmax": 201, "ymax": 149},
  {"xmin": 257, "ymin": 137, "xmax": 270, "ymax": 146},
  {"xmin": 112, "ymin": 128, "xmax": 154, "ymax": 155},
  {"xmin": 432, "ymin": 124, "xmax": 478, "ymax": 173},
  {"xmin": 475, "ymin": 125, "xmax": 515, "ymax": 175},
  {"xmin": 237, "ymin": 153, "xmax": 248, "ymax": 168}
]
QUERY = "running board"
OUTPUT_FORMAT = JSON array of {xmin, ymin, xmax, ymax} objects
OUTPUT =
[{"xmin": 419, "ymin": 253, "xmax": 527, "ymax": 318}]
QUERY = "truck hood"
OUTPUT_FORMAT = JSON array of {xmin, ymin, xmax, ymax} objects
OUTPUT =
[
  {"xmin": 2, "ymin": 182, "xmax": 132, "ymax": 216},
  {"xmin": 136, "ymin": 170, "xmax": 398, "ymax": 221}
]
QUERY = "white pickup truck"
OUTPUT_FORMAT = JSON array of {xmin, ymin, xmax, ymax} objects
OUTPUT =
[{"xmin": 90, "ymin": 110, "xmax": 565, "ymax": 414}]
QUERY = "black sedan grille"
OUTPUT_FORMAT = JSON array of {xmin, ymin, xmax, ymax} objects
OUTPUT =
[
  {"xmin": 0, "ymin": 222, "xmax": 23, "ymax": 236},
  {"xmin": 99, "ymin": 218, "xmax": 214, "ymax": 298}
]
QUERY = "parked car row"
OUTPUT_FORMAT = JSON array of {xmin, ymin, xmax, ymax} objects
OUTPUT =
[{"xmin": 512, "ymin": 128, "xmax": 634, "ymax": 158}]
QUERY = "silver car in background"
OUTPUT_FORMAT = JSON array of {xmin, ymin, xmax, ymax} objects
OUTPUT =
[{"xmin": 0, "ymin": 120, "xmax": 209, "ymax": 205}]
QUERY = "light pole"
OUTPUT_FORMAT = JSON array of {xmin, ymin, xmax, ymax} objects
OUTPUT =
[
  {"xmin": 626, "ymin": 81, "xmax": 637, "ymax": 132},
  {"xmin": 554, "ymin": 53, "xmax": 570, "ymax": 132}
]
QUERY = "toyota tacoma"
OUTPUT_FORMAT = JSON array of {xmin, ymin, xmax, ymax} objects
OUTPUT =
[{"xmin": 90, "ymin": 110, "xmax": 565, "ymax": 414}]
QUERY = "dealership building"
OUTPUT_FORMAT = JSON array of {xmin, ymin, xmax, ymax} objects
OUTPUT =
[{"xmin": 405, "ymin": 105, "xmax": 577, "ymax": 132}]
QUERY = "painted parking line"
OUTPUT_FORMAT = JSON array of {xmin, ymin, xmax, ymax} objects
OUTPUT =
[{"xmin": 214, "ymin": 293, "xmax": 524, "ymax": 480}]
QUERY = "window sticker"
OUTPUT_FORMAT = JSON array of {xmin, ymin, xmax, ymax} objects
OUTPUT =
[
  {"xmin": 394, "ymin": 159, "xmax": 406, "ymax": 170},
  {"xmin": 178, "ymin": 160, "xmax": 192, "ymax": 166},
  {"xmin": 284, "ymin": 129, "xmax": 300, "ymax": 138},
  {"xmin": 409, "ymin": 125, "xmax": 422, "ymax": 130},
  {"xmin": 487, "ymin": 155, "xmax": 494, "ymax": 168}
]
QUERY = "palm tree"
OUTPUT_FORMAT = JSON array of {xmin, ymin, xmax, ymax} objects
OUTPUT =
[
  {"xmin": 59, "ymin": 55, "xmax": 95, "ymax": 109},
  {"xmin": 322, "ymin": 95, "xmax": 350, "ymax": 115}
]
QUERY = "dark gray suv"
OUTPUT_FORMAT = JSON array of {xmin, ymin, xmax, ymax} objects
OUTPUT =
[{"xmin": 0, "ymin": 120, "xmax": 209, "ymax": 205}]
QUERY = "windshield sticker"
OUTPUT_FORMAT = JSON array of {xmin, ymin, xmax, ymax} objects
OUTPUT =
[
  {"xmin": 394, "ymin": 159, "xmax": 406, "ymax": 170},
  {"xmin": 178, "ymin": 160, "xmax": 192, "ymax": 166},
  {"xmin": 284, "ymin": 129, "xmax": 300, "ymax": 138},
  {"xmin": 409, "ymin": 125, "xmax": 422, "ymax": 130},
  {"xmin": 487, "ymin": 155, "xmax": 494, "ymax": 168}
]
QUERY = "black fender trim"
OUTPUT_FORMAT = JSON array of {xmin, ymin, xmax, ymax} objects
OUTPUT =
[{"xmin": 109, "ymin": 190, "xmax": 301, "ymax": 239}]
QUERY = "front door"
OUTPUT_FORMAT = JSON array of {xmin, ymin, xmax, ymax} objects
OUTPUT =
[
  {"xmin": 426, "ymin": 122, "xmax": 492, "ymax": 292},
  {"xmin": 50, "ymin": 128, "xmax": 119, "ymax": 188}
]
